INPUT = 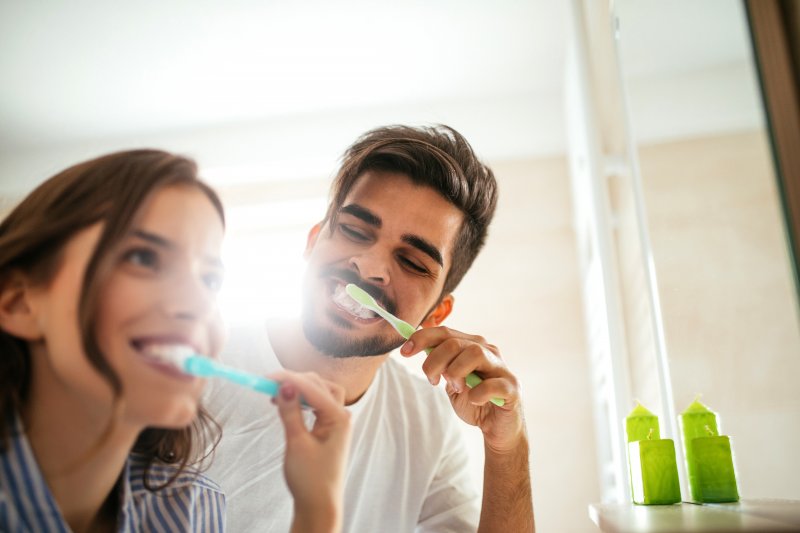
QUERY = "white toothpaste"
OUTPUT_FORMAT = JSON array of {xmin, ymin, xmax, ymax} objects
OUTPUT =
[{"xmin": 333, "ymin": 284, "xmax": 377, "ymax": 319}]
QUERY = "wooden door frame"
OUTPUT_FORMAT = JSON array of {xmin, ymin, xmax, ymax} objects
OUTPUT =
[{"xmin": 745, "ymin": 0, "xmax": 800, "ymax": 301}]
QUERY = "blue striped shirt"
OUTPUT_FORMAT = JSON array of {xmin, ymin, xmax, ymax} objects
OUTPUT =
[{"xmin": 0, "ymin": 416, "xmax": 226, "ymax": 532}]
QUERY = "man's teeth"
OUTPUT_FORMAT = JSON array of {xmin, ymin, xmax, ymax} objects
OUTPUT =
[{"xmin": 333, "ymin": 285, "xmax": 378, "ymax": 319}]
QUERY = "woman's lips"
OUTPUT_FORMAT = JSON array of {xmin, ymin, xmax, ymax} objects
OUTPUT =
[{"xmin": 131, "ymin": 340, "xmax": 198, "ymax": 382}]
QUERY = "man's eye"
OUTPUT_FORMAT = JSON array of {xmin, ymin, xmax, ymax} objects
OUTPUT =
[
  {"xmin": 340, "ymin": 224, "xmax": 368, "ymax": 241},
  {"xmin": 123, "ymin": 247, "xmax": 159, "ymax": 270},
  {"xmin": 399, "ymin": 256, "xmax": 428, "ymax": 274}
]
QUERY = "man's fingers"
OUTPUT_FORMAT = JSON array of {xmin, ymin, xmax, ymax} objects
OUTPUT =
[
  {"xmin": 465, "ymin": 376, "xmax": 517, "ymax": 407},
  {"xmin": 401, "ymin": 326, "xmax": 486, "ymax": 356}
]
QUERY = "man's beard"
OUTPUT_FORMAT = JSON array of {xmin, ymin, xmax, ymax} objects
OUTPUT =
[
  {"xmin": 302, "ymin": 306, "xmax": 406, "ymax": 357},
  {"xmin": 301, "ymin": 267, "xmax": 406, "ymax": 357}
]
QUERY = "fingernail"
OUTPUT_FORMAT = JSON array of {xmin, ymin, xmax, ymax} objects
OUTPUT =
[
  {"xmin": 281, "ymin": 384, "xmax": 296, "ymax": 400},
  {"xmin": 401, "ymin": 340, "xmax": 414, "ymax": 355}
]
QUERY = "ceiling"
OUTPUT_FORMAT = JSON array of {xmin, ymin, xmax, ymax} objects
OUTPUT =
[
  {"xmin": 0, "ymin": 1, "xmax": 565, "ymax": 147},
  {"xmin": 0, "ymin": 0, "xmax": 758, "ymax": 193}
]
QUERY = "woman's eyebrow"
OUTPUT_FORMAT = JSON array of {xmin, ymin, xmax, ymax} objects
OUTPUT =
[
  {"xmin": 132, "ymin": 229, "xmax": 172, "ymax": 249},
  {"xmin": 131, "ymin": 229, "xmax": 223, "ymax": 267}
]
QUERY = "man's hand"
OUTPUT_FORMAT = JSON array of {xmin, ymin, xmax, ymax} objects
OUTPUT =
[
  {"xmin": 270, "ymin": 371, "xmax": 352, "ymax": 533},
  {"xmin": 400, "ymin": 327, "xmax": 535, "ymax": 532},
  {"xmin": 399, "ymin": 326, "xmax": 526, "ymax": 453}
]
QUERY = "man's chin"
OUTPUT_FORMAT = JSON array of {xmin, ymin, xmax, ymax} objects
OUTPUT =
[{"xmin": 302, "ymin": 317, "xmax": 404, "ymax": 358}]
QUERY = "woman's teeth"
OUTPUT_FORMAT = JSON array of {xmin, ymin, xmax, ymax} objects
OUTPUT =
[
  {"xmin": 333, "ymin": 284, "xmax": 377, "ymax": 319},
  {"xmin": 137, "ymin": 343, "xmax": 195, "ymax": 368}
]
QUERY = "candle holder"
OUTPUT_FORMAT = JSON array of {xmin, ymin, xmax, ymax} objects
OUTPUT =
[
  {"xmin": 625, "ymin": 402, "xmax": 681, "ymax": 505},
  {"xmin": 679, "ymin": 396, "xmax": 739, "ymax": 503}
]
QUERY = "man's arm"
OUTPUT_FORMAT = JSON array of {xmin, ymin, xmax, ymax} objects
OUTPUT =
[
  {"xmin": 480, "ymin": 435, "xmax": 534, "ymax": 533},
  {"xmin": 401, "ymin": 327, "xmax": 535, "ymax": 532}
]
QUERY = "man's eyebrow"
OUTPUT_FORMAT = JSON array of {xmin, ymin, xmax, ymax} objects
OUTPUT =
[
  {"xmin": 339, "ymin": 205, "xmax": 443, "ymax": 266},
  {"xmin": 402, "ymin": 234, "xmax": 444, "ymax": 267},
  {"xmin": 131, "ymin": 229, "xmax": 223, "ymax": 267},
  {"xmin": 340, "ymin": 204, "xmax": 381, "ymax": 227}
]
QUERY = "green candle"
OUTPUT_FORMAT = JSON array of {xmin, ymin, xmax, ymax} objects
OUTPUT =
[
  {"xmin": 692, "ymin": 435, "xmax": 739, "ymax": 502},
  {"xmin": 679, "ymin": 396, "xmax": 738, "ymax": 502},
  {"xmin": 628, "ymin": 439, "xmax": 681, "ymax": 505},
  {"xmin": 626, "ymin": 401, "xmax": 660, "ymax": 442},
  {"xmin": 625, "ymin": 402, "xmax": 680, "ymax": 505}
]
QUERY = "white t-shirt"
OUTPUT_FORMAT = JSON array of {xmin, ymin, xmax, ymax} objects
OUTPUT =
[{"xmin": 204, "ymin": 324, "xmax": 481, "ymax": 533}]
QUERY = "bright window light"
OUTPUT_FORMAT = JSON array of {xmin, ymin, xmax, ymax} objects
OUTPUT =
[{"xmin": 218, "ymin": 196, "xmax": 326, "ymax": 326}]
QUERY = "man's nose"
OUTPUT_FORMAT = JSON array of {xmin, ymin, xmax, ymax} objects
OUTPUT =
[{"xmin": 349, "ymin": 251, "xmax": 391, "ymax": 285}]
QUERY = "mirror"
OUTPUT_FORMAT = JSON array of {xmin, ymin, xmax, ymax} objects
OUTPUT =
[{"xmin": 614, "ymin": 0, "xmax": 800, "ymax": 498}]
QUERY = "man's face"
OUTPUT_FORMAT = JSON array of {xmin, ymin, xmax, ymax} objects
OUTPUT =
[{"xmin": 301, "ymin": 170, "xmax": 464, "ymax": 357}]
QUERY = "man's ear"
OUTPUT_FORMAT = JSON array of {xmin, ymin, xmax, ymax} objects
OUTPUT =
[
  {"xmin": 303, "ymin": 222, "xmax": 323, "ymax": 259},
  {"xmin": 421, "ymin": 294, "xmax": 454, "ymax": 328},
  {"xmin": 0, "ymin": 273, "xmax": 43, "ymax": 341}
]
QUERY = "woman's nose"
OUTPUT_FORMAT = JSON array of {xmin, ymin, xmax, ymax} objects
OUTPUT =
[{"xmin": 163, "ymin": 273, "xmax": 215, "ymax": 321}]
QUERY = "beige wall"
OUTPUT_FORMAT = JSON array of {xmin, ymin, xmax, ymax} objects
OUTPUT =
[
  {"xmin": 448, "ymin": 156, "xmax": 599, "ymax": 532},
  {"xmin": 467, "ymin": 130, "xmax": 800, "ymax": 528},
  {"xmin": 638, "ymin": 130, "xmax": 800, "ymax": 499}
]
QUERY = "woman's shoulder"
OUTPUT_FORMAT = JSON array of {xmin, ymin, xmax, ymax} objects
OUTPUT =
[{"xmin": 123, "ymin": 454, "xmax": 226, "ymax": 531}]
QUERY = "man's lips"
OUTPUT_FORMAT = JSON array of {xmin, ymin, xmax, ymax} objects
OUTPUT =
[
  {"xmin": 332, "ymin": 283, "xmax": 378, "ymax": 319},
  {"xmin": 326, "ymin": 281, "xmax": 384, "ymax": 324}
]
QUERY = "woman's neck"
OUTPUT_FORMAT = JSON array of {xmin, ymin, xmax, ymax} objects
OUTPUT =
[{"xmin": 22, "ymin": 348, "xmax": 141, "ymax": 533}]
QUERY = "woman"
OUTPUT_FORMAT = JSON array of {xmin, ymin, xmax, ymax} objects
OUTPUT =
[{"xmin": 0, "ymin": 149, "xmax": 351, "ymax": 532}]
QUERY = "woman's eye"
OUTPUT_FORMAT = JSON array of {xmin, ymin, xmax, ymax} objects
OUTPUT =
[
  {"xmin": 123, "ymin": 247, "xmax": 159, "ymax": 270},
  {"xmin": 340, "ymin": 224, "xmax": 368, "ymax": 241},
  {"xmin": 203, "ymin": 271, "xmax": 224, "ymax": 292}
]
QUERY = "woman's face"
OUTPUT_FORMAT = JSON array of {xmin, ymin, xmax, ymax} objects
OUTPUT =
[{"xmin": 28, "ymin": 184, "xmax": 225, "ymax": 430}]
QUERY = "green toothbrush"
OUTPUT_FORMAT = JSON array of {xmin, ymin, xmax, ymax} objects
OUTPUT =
[{"xmin": 345, "ymin": 283, "xmax": 505, "ymax": 407}]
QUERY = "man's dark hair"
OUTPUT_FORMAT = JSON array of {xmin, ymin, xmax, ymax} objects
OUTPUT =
[{"xmin": 323, "ymin": 124, "xmax": 498, "ymax": 296}]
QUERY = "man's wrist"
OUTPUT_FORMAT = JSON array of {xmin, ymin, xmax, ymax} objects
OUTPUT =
[{"xmin": 484, "ymin": 431, "xmax": 529, "ymax": 464}]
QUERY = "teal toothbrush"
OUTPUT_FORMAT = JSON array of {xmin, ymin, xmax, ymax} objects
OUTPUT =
[
  {"xmin": 152, "ymin": 347, "xmax": 313, "ymax": 406},
  {"xmin": 345, "ymin": 283, "xmax": 505, "ymax": 406}
]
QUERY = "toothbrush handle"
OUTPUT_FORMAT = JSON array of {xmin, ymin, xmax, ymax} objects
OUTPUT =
[
  {"xmin": 186, "ymin": 357, "xmax": 280, "ymax": 397},
  {"xmin": 386, "ymin": 318, "xmax": 506, "ymax": 407},
  {"xmin": 465, "ymin": 372, "xmax": 505, "ymax": 407}
]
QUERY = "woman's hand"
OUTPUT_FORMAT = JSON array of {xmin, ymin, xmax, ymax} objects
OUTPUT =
[{"xmin": 270, "ymin": 371, "xmax": 352, "ymax": 533}]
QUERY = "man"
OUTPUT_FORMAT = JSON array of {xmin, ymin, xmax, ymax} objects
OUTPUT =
[{"xmin": 206, "ymin": 124, "xmax": 534, "ymax": 532}]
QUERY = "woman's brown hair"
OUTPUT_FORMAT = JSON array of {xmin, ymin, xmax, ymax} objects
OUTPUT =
[{"xmin": 0, "ymin": 149, "xmax": 224, "ymax": 488}]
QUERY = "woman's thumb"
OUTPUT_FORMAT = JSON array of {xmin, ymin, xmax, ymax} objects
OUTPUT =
[{"xmin": 275, "ymin": 383, "xmax": 305, "ymax": 441}]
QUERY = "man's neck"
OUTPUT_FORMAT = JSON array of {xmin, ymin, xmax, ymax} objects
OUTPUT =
[{"xmin": 266, "ymin": 318, "xmax": 389, "ymax": 405}]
